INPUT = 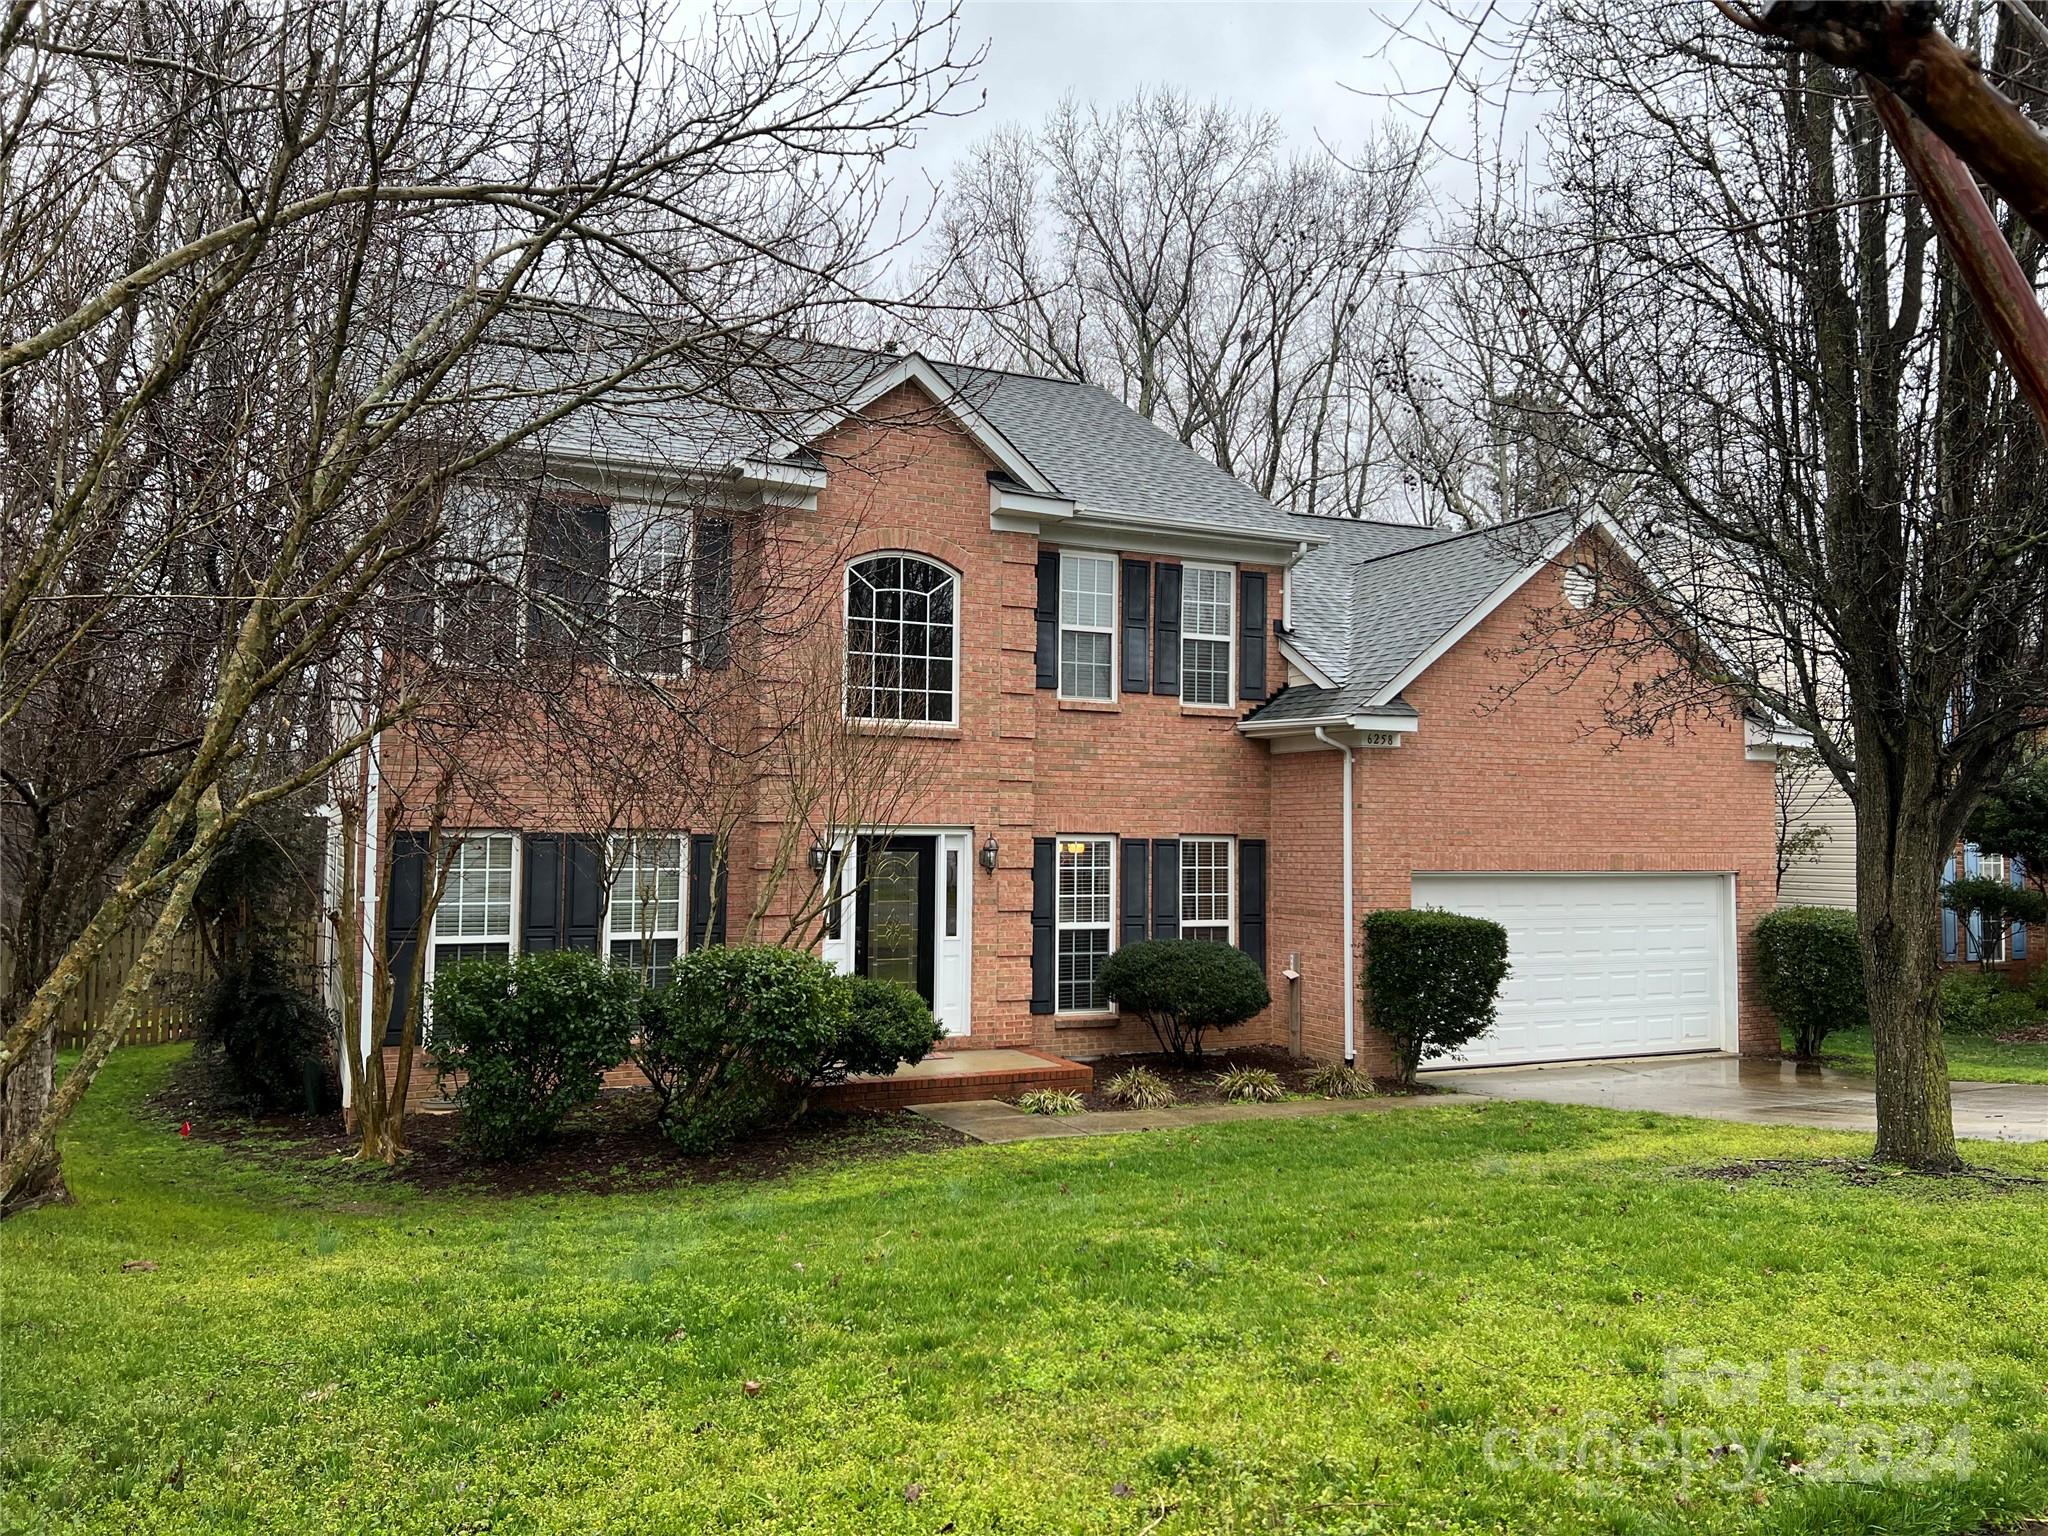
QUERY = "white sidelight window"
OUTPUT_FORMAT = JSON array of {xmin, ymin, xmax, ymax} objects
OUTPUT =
[
  {"xmin": 1058, "ymin": 552, "xmax": 1116, "ymax": 700},
  {"xmin": 1180, "ymin": 564, "xmax": 1234, "ymax": 706},
  {"xmin": 1180, "ymin": 836, "xmax": 1234, "ymax": 944},
  {"xmin": 1056, "ymin": 836, "xmax": 1115, "ymax": 1012},
  {"xmin": 608, "ymin": 834, "xmax": 685, "ymax": 987},
  {"xmin": 845, "ymin": 554, "xmax": 958, "ymax": 724},
  {"xmin": 431, "ymin": 833, "xmax": 516, "ymax": 971}
]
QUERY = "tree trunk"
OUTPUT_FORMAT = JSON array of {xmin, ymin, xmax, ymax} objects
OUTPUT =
[
  {"xmin": 0, "ymin": 1022, "xmax": 70, "ymax": 1214},
  {"xmin": 1854, "ymin": 766, "xmax": 1961, "ymax": 1171}
]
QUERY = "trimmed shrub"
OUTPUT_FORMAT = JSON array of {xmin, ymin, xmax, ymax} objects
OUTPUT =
[
  {"xmin": 633, "ymin": 945, "xmax": 848, "ymax": 1152},
  {"xmin": 833, "ymin": 976, "xmax": 945, "ymax": 1084},
  {"xmin": 1302, "ymin": 1061, "xmax": 1376, "ymax": 1099},
  {"xmin": 1363, "ymin": 909, "xmax": 1511, "ymax": 1085},
  {"xmin": 1098, "ymin": 940, "xmax": 1271, "ymax": 1061},
  {"xmin": 1755, "ymin": 905, "xmax": 1867, "ymax": 1059},
  {"xmin": 1103, "ymin": 1066, "xmax": 1177, "ymax": 1109},
  {"xmin": 1213, "ymin": 1065, "xmax": 1285, "ymax": 1103},
  {"xmin": 633, "ymin": 948, "xmax": 937, "ymax": 1154},
  {"xmin": 195, "ymin": 953, "xmax": 334, "ymax": 1113},
  {"xmin": 430, "ymin": 949, "xmax": 638, "ymax": 1159},
  {"xmin": 1016, "ymin": 1088, "xmax": 1084, "ymax": 1115}
]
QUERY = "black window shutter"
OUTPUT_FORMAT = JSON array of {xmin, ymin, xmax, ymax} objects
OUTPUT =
[
  {"xmin": 1151, "ymin": 837, "xmax": 1180, "ymax": 939},
  {"xmin": 383, "ymin": 832, "xmax": 430, "ymax": 1046},
  {"xmin": 527, "ymin": 498, "xmax": 610, "ymax": 660},
  {"xmin": 688, "ymin": 834, "xmax": 727, "ymax": 950},
  {"xmin": 1029, "ymin": 836, "xmax": 1056, "ymax": 1014},
  {"xmin": 563, "ymin": 837, "xmax": 604, "ymax": 953},
  {"xmin": 1120, "ymin": 559, "xmax": 1151, "ymax": 694},
  {"xmin": 1034, "ymin": 549, "xmax": 1060, "ymax": 690},
  {"xmin": 1238, "ymin": 839, "xmax": 1267, "ymax": 974},
  {"xmin": 1238, "ymin": 572, "xmax": 1267, "ymax": 702},
  {"xmin": 521, "ymin": 834, "xmax": 563, "ymax": 952},
  {"xmin": 691, "ymin": 517, "xmax": 734, "ymax": 671},
  {"xmin": 1119, "ymin": 838, "xmax": 1150, "ymax": 949},
  {"xmin": 1153, "ymin": 563, "xmax": 1182, "ymax": 695}
]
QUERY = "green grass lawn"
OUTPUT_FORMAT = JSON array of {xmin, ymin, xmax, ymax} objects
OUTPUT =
[
  {"xmin": 1790, "ymin": 1026, "xmax": 2048, "ymax": 1084},
  {"xmin": 5, "ymin": 1048, "xmax": 2047, "ymax": 1536}
]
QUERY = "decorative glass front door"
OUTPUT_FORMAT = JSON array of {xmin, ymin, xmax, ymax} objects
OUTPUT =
[{"xmin": 854, "ymin": 835, "xmax": 936, "ymax": 1005}]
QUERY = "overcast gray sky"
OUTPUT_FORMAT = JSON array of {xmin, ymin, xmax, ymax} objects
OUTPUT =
[{"xmin": 876, "ymin": 1, "xmax": 1538, "ymax": 256}]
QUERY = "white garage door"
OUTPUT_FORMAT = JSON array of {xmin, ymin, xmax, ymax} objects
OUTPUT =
[{"xmin": 1409, "ymin": 873, "xmax": 1733, "ymax": 1068}]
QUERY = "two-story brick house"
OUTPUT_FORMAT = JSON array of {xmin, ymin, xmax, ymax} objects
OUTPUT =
[{"xmin": 354, "ymin": 347, "xmax": 1790, "ymax": 1087}]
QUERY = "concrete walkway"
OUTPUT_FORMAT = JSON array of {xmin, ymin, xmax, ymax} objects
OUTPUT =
[
  {"xmin": 912, "ymin": 1091, "xmax": 1485, "ymax": 1144},
  {"xmin": 1426, "ymin": 1054, "xmax": 2046, "ymax": 1143}
]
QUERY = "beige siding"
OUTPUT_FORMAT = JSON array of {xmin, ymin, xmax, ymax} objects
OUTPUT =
[{"xmin": 1780, "ymin": 775, "xmax": 1858, "ymax": 910}]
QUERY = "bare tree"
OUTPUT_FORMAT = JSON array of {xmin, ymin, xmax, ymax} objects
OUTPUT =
[
  {"xmin": 1415, "ymin": 0, "xmax": 2048, "ymax": 1168},
  {"xmin": 0, "ymin": 0, "xmax": 973, "ymax": 1212},
  {"xmin": 920, "ymin": 90, "xmax": 1422, "ymax": 514}
]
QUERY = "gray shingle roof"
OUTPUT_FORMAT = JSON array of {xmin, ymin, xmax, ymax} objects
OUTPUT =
[
  {"xmin": 1248, "ymin": 509, "xmax": 1576, "ymax": 727},
  {"xmin": 931, "ymin": 363, "xmax": 1307, "ymax": 541}
]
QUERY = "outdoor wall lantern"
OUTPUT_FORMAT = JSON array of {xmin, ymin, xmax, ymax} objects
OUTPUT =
[
  {"xmin": 979, "ymin": 833, "xmax": 1000, "ymax": 873},
  {"xmin": 808, "ymin": 840, "xmax": 829, "ymax": 875}
]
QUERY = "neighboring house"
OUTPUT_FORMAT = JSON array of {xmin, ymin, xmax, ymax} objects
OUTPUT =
[
  {"xmin": 348, "ymin": 347, "xmax": 1793, "ymax": 1083},
  {"xmin": 1779, "ymin": 777, "xmax": 2039, "ymax": 982},
  {"xmin": 1778, "ymin": 773, "xmax": 1858, "ymax": 910}
]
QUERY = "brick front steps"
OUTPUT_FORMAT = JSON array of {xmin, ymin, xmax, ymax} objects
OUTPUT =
[{"xmin": 816, "ymin": 1048, "xmax": 1092, "ymax": 1112}]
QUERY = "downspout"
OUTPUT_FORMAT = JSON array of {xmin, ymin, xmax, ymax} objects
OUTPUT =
[
  {"xmin": 352, "ymin": 673, "xmax": 384, "ymax": 1107},
  {"xmin": 1313, "ymin": 726, "xmax": 1356, "ymax": 1064}
]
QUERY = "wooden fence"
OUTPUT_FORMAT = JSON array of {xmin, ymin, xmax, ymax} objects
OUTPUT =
[{"xmin": 48, "ymin": 920, "xmax": 215, "ymax": 1049}]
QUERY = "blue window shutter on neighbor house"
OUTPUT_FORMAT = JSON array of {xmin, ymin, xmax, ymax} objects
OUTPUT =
[
  {"xmin": 1962, "ymin": 844, "xmax": 1982, "ymax": 960},
  {"xmin": 1941, "ymin": 854, "xmax": 1958, "ymax": 961},
  {"xmin": 2011, "ymin": 856, "xmax": 2029, "ymax": 959}
]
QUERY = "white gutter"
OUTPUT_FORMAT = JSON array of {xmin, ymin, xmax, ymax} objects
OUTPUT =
[{"xmin": 1313, "ymin": 726, "xmax": 1357, "ymax": 1064}]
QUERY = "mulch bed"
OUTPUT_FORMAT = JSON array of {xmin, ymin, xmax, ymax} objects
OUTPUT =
[
  {"xmin": 1681, "ymin": 1157, "xmax": 2048, "ymax": 1191},
  {"xmin": 151, "ymin": 1060, "xmax": 968, "ymax": 1198},
  {"xmin": 1994, "ymin": 1023, "xmax": 2048, "ymax": 1045},
  {"xmin": 1058, "ymin": 1046, "xmax": 1409, "ymax": 1111}
]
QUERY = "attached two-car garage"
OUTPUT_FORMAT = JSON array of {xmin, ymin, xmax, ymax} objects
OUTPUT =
[{"xmin": 1409, "ymin": 873, "xmax": 1736, "ymax": 1068}]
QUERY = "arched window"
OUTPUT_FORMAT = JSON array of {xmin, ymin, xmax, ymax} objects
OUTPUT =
[{"xmin": 846, "ymin": 554, "xmax": 957, "ymax": 723}]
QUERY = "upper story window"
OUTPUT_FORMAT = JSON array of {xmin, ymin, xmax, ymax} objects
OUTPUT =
[
  {"xmin": 1180, "ymin": 564, "xmax": 1234, "ymax": 706},
  {"xmin": 612, "ymin": 504, "xmax": 692, "ymax": 676},
  {"xmin": 435, "ymin": 487, "xmax": 524, "ymax": 666},
  {"xmin": 846, "ymin": 554, "xmax": 957, "ymax": 724},
  {"xmin": 1058, "ymin": 553, "xmax": 1116, "ymax": 701}
]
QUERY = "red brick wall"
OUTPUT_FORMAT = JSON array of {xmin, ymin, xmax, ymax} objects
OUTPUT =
[{"xmin": 1317, "ymin": 558, "xmax": 1780, "ymax": 1071}]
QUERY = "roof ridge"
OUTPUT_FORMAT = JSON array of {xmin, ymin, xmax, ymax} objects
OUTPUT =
[{"xmin": 1347, "ymin": 505, "xmax": 1574, "ymax": 569}]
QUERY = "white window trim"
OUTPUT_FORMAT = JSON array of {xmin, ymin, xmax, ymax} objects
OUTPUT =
[
  {"xmin": 1056, "ymin": 550, "xmax": 1118, "ymax": 703},
  {"xmin": 610, "ymin": 501, "xmax": 693, "ymax": 679},
  {"xmin": 1054, "ymin": 833, "xmax": 1118, "ymax": 1016},
  {"xmin": 1179, "ymin": 834, "xmax": 1236, "ymax": 945},
  {"xmin": 604, "ymin": 832, "xmax": 688, "ymax": 981},
  {"xmin": 1180, "ymin": 562, "xmax": 1236, "ymax": 708},
  {"xmin": 425, "ymin": 831, "xmax": 522, "ymax": 994},
  {"xmin": 843, "ymin": 552, "xmax": 963, "ymax": 727}
]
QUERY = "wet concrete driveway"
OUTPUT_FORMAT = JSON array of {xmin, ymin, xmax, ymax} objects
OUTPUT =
[{"xmin": 1426, "ymin": 1054, "xmax": 2045, "ymax": 1143}]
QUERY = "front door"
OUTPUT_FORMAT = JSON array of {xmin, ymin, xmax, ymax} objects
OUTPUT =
[{"xmin": 854, "ymin": 835, "xmax": 937, "ymax": 1007}]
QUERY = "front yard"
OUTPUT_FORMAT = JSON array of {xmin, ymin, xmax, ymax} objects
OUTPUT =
[{"xmin": 4, "ymin": 1047, "xmax": 2046, "ymax": 1536}]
